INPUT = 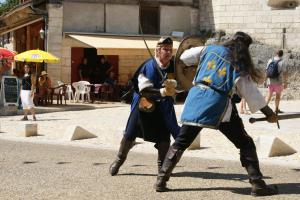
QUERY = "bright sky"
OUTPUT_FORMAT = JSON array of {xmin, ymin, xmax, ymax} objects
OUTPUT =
[{"xmin": 0, "ymin": 0, "xmax": 6, "ymax": 4}]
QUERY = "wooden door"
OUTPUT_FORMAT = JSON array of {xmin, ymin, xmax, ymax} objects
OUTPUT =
[{"xmin": 71, "ymin": 47, "xmax": 84, "ymax": 83}]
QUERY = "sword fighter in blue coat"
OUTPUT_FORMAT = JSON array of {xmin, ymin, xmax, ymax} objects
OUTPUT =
[
  {"xmin": 155, "ymin": 32, "xmax": 279, "ymax": 196},
  {"xmin": 109, "ymin": 37, "xmax": 180, "ymax": 176}
]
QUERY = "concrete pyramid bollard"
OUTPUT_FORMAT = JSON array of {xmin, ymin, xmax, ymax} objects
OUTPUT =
[
  {"xmin": 256, "ymin": 135, "xmax": 297, "ymax": 158},
  {"xmin": 64, "ymin": 126, "xmax": 97, "ymax": 141},
  {"xmin": 18, "ymin": 123, "xmax": 38, "ymax": 137},
  {"xmin": 188, "ymin": 133, "xmax": 201, "ymax": 150}
]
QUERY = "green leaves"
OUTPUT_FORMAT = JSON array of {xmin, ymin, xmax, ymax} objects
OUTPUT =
[{"xmin": 0, "ymin": 0, "xmax": 18, "ymax": 16}]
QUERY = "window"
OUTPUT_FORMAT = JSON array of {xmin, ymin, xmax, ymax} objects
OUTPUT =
[{"xmin": 140, "ymin": 5, "xmax": 159, "ymax": 35}]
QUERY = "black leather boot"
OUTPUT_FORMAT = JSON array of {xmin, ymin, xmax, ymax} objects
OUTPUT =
[
  {"xmin": 156, "ymin": 142, "xmax": 170, "ymax": 173},
  {"xmin": 155, "ymin": 146, "xmax": 184, "ymax": 192},
  {"xmin": 241, "ymin": 148, "xmax": 278, "ymax": 196},
  {"xmin": 250, "ymin": 179, "xmax": 278, "ymax": 196},
  {"xmin": 109, "ymin": 137, "xmax": 134, "ymax": 176}
]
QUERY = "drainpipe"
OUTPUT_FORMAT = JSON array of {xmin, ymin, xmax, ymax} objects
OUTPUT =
[{"xmin": 282, "ymin": 28, "xmax": 286, "ymax": 49}]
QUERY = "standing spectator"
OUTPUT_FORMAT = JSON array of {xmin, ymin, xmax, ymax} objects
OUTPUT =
[
  {"xmin": 20, "ymin": 64, "xmax": 36, "ymax": 121},
  {"xmin": 265, "ymin": 50, "xmax": 288, "ymax": 113},
  {"xmin": 99, "ymin": 56, "xmax": 112, "ymax": 83},
  {"xmin": 79, "ymin": 58, "xmax": 90, "ymax": 81}
]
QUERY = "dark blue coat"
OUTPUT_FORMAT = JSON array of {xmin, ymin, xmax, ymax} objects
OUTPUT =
[{"xmin": 124, "ymin": 58, "xmax": 180, "ymax": 143}]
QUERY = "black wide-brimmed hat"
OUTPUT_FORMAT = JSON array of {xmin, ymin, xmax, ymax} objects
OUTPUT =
[{"xmin": 157, "ymin": 37, "xmax": 173, "ymax": 46}]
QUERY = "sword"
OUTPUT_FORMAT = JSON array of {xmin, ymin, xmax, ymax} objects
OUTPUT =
[
  {"xmin": 249, "ymin": 113, "xmax": 300, "ymax": 124},
  {"xmin": 275, "ymin": 110, "xmax": 280, "ymax": 129}
]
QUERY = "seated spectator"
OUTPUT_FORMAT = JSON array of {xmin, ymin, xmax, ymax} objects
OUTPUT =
[
  {"xmin": 104, "ymin": 71, "xmax": 117, "ymax": 86},
  {"xmin": 103, "ymin": 71, "xmax": 119, "ymax": 101},
  {"xmin": 35, "ymin": 71, "xmax": 52, "ymax": 105}
]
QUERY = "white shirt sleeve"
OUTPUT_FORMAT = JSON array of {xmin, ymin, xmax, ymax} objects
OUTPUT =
[
  {"xmin": 236, "ymin": 76, "xmax": 267, "ymax": 113},
  {"xmin": 180, "ymin": 46, "xmax": 205, "ymax": 66},
  {"xmin": 138, "ymin": 73, "xmax": 153, "ymax": 92}
]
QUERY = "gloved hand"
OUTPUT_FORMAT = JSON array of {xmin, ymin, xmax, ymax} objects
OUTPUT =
[
  {"xmin": 267, "ymin": 113, "xmax": 278, "ymax": 123},
  {"xmin": 260, "ymin": 105, "xmax": 278, "ymax": 123},
  {"xmin": 163, "ymin": 79, "xmax": 177, "ymax": 89},
  {"xmin": 160, "ymin": 87, "xmax": 176, "ymax": 96},
  {"xmin": 160, "ymin": 79, "xmax": 177, "ymax": 97}
]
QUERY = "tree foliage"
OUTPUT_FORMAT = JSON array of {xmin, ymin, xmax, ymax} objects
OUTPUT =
[{"xmin": 0, "ymin": 0, "xmax": 19, "ymax": 16}]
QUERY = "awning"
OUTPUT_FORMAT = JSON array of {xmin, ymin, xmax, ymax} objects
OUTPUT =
[{"xmin": 67, "ymin": 34, "xmax": 180, "ymax": 55}]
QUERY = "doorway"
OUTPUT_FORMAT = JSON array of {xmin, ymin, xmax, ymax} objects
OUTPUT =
[{"xmin": 71, "ymin": 47, "xmax": 119, "ymax": 84}]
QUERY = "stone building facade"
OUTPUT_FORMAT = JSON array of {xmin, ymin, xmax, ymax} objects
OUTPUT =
[
  {"xmin": 199, "ymin": 0, "xmax": 300, "ymax": 50},
  {"xmin": 0, "ymin": 0, "xmax": 299, "ymax": 86}
]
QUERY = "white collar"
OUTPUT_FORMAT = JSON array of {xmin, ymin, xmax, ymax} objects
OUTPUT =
[{"xmin": 155, "ymin": 57, "xmax": 169, "ymax": 70}]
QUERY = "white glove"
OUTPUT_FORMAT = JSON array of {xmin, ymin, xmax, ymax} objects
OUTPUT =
[
  {"xmin": 163, "ymin": 79, "xmax": 177, "ymax": 89},
  {"xmin": 160, "ymin": 79, "xmax": 177, "ymax": 97}
]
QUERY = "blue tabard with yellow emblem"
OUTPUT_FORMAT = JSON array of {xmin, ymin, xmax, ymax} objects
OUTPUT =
[{"xmin": 181, "ymin": 45, "xmax": 240, "ymax": 128}]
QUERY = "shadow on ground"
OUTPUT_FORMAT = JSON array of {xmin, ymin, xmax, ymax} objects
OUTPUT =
[
  {"xmin": 170, "ymin": 183, "xmax": 300, "ymax": 196},
  {"xmin": 34, "ymin": 103, "xmax": 127, "ymax": 114}
]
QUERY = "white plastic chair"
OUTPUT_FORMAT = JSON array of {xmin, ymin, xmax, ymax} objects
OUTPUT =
[
  {"xmin": 72, "ymin": 81, "xmax": 91, "ymax": 102},
  {"xmin": 66, "ymin": 84, "xmax": 74, "ymax": 103},
  {"xmin": 57, "ymin": 81, "xmax": 74, "ymax": 102},
  {"xmin": 57, "ymin": 80, "xmax": 64, "ymax": 86}
]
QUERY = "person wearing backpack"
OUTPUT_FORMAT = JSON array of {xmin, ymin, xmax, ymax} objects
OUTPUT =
[{"xmin": 265, "ymin": 50, "xmax": 288, "ymax": 113}]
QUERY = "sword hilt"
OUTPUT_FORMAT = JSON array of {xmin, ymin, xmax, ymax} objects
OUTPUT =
[{"xmin": 249, "ymin": 117, "xmax": 266, "ymax": 124}]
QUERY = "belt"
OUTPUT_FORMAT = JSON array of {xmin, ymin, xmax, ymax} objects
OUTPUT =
[{"xmin": 195, "ymin": 81, "xmax": 229, "ymax": 97}]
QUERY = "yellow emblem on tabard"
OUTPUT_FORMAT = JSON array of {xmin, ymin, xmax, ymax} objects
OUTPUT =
[
  {"xmin": 207, "ymin": 60, "xmax": 216, "ymax": 70},
  {"xmin": 202, "ymin": 76, "xmax": 212, "ymax": 84},
  {"xmin": 218, "ymin": 67, "xmax": 227, "ymax": 78}
]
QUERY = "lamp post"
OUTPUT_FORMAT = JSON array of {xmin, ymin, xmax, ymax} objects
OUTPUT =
[
  {"xmin": 39, "ymin": 28, "xmax": 45, "ymax": 39},
  {"xmin": 39, "ymin": 28, "xmax": 46, "ymax": 71},
  {"xmin": 39, "ymin": 28, "xmax": 45, "ymax": 49}
]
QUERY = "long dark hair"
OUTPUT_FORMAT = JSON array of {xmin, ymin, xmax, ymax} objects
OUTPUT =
[{"xmin": 221, "ymin": 32, "xmax": 262, "ymax": 83}]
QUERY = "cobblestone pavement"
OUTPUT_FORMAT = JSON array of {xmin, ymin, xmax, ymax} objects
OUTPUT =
[
  {"xmin": 0, "ymin": 140, "xmax": 299, "ymax": 200},
  {"xmin": 0, "ymin": 100, "xmax": 299, "ymax": 167}
]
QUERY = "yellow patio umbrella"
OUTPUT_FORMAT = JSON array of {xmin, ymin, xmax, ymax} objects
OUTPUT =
[
  {"xmin": 14, "ymin": 49, "xmax": 60, "ymax": 86},
  {"xmin": 14, "ymin": 49, "xmax": 59, "ymax": 63}
]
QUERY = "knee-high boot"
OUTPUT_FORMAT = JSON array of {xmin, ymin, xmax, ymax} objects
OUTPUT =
[
  {"xmin": 109, "ymin": 137, "xmax": 134, "ymax": 176},
  {"xmin": 156, "ymin": 142, "xmax": 170, "ymax": 173},
  {"xmin": 241, "ymin": 148, "xmax": 278, "ymax": 196},
  {"xmin": 155, "ymin": 145, "xmax": 184, "ymax": 192}
]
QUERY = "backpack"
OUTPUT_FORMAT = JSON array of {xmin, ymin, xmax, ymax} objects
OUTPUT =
[{"xmin": 266, "ymin": 59, "xmax": 281, "ymax": 78}]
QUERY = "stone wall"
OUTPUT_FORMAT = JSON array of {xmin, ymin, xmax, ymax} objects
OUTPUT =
[
  {"xmin": 63, "ymin": 2, "xmax": 105, "ymax": 33},
  {"xmin": 47, "ymin": 4, "xmax": 63, "ymax": 85},
  {"xmin": 106, "ymin": 4, "xmax": 139, "ymax": 34},
  {"xmin": 198, "ymin": 0, "xmax": 300, "ymax": 50},
  {"xmin": 160, "ymin": 5, "xmax": 191, "ymax": 36}
]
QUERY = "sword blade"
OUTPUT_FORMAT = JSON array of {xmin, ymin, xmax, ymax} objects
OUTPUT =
[{"xmin": 249, "ymin": 113, "xmax": 300, "ymax": 124}]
